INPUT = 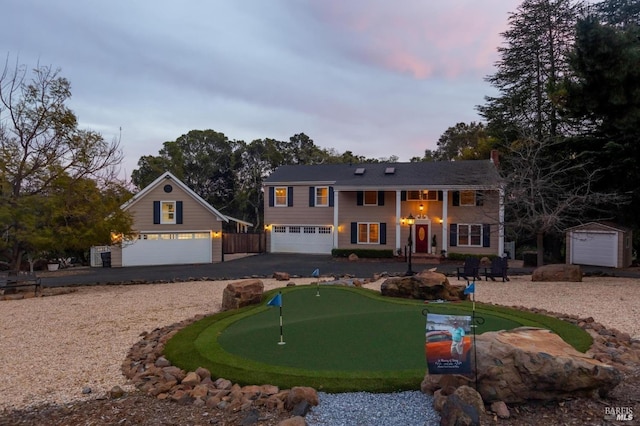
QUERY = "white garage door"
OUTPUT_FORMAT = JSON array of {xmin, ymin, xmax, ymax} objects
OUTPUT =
[
  {"xmin": 123, "ymin": 232, "xmax": 212, "ymax": 266},
  {"xmin": 570, "ymin": 231, "xmax": 618, "ymax": 267},
  {"xmin": 270, "ymin": 225, "xmax": 333, "ymax": 254}
]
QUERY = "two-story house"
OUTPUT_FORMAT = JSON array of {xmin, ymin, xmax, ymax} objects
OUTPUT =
[{"xmin": 263, "ymin": 159, "xmax": 504, "ymax": 258}]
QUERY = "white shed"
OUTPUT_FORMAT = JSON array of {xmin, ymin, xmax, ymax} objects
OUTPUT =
[{"xmin": 566, "ymin": 222, "xmax": 633, "ymax": 268}]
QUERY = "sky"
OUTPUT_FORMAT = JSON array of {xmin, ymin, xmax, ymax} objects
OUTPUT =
[{"xmin": 1, "ymin": 0, "xmax": 521, "ymax": 178}]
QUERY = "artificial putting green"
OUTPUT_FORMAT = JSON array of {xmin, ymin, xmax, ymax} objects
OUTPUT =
[
  {"xmin": 164, "ymin": 285, "xmax": 592, "ymax": 392},
  {"xmin": 217, "ymin": 286, "xmax": 520, "ymax": 371}
]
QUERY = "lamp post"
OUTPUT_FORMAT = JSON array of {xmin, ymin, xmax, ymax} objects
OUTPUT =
[{"xmin": 405, "ymin": 213, "xmax": 415, "ymax": 275}]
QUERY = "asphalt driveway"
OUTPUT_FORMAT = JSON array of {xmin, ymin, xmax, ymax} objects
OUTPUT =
[{"xmin": 39, "ymin": 253, "xmax": 636, "ymax": 287}]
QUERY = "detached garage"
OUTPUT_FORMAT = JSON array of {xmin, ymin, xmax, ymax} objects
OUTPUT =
[
  {"xmin": 566, "ymin": 222, "xmax": 633, "ymax": 268},
  {"xmin": 106, "ymin": 172, "xmax": 228, "ymax": 267}
]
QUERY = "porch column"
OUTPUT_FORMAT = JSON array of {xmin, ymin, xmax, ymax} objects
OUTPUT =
[
  {"xmin": 395, "ymin": 190, "xmax": 402, "ymax": 254},
  {"xmin": 442, "ymin": 190, "xmax": 449, "ymax": 254},
  {"xmin": 333, "ymin": 190, "xmax": 339, "ymax": 248}
]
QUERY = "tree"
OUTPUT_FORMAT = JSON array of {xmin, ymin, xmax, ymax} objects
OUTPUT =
[
  {"xmin": 559, "ymin": 5, "xmax": 640, "ymax": 238},
  {"xmin": 479, "ymin": 0, "xmax": 582, "ymax": 140},
  {"xmin": 432, "ymin": 122, "xmax": 495, "ymax": 161},
  {"xmin": 501, "ymin": 133, "xmax": 625, "ymax": 266},
  {"xmin": 0, "ymin": 59, "xmax": 130, "ymax": 270},
  {"xmin": 477, "ymin": 0, "xmax": 635, "ymax": 262}
]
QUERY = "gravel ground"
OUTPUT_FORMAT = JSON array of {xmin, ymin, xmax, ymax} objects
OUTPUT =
[{"xmin": 0, "ymin": 274, "xmax": 638, "ymax": 418}]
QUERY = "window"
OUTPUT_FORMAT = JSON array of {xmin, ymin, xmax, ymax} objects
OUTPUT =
[
  {"xmin": 289, "ymin": 226, "xmax": 301, "ymax": 233},
  {"xmin": 318, "ymin": 226, "xmax": 332, "ymax": 234},
  {"xmin": 304, "ymin": 226, "xmax": 316, "ymax": 234},
  {"xmin": 457, "ymin": 224, "xmax": 482, "ymax": 247},
  {"xmin": 459, "ymin": 190, "xmax": 476, "ymax": 206},
  {"xmin": 315, "ymin": 187, "xmax": 329, "ymax": 206},
  {"xmin": 358, "ymin": 223, "xmax": 379, "ymax": 244},
  {"xmin": 275, "ymin": 187, "xmax": 288, "ymax": 207},
  {"xmin": 161, "ymin": 201, "xmax": 176, "ymax": 224},
  {"xmin": 407, "ymin": 190, "xmax": 438, "ymax": 201},
  {"xmin": 364, "ymin": 191, "xmax": 378, "ymax": 206},
  {"xmin": 273, "ymin": 226, "xmax": 286, "ymax": 233}
]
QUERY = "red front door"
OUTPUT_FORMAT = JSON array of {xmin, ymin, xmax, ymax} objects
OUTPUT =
[{"xmin": 415, "ymin": 224, "xmax": 429, "ymax": 253}]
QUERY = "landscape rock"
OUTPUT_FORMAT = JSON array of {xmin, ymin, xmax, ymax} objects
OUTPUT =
[
  {"xmin": 348, "ymin": 253, "xmax": 359, "ymax": 261},
  {"xmin": 490, "ymin": 401, "xmax": 510, "ymax": 419},
  {"xmin": 380, "ymin": 271, "xmax": 466, "ymax": 301},
  {"xmin": 285, "ymin": 386, "xmax": 319, "ymax": 410},
  {"xmin": 221, "ymin": 279, "xmax": 264, "ymax": 311},
  {"xmin": 532, "ymin": 264, "xmax": 582, "ymax": 282},
  {"xmin": 273, "ymin": 272, "xmax": 290, "ymax": 281},
  {"xmin": 439, "ymin": 393, "xmax": 480, "ymax": 426},
  {"xmin": 422, "ymin": 327, "xmax": 622, "ymax": 404}
]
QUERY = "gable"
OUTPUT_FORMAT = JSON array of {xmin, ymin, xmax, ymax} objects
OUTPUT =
[{"xmin": 122, "ymin": 172, "xmax": 228, "ymax": 228}]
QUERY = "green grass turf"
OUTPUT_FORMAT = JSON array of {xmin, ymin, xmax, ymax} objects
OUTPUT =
[{"xmin": 164, "ymin": 285, "xmax": 592, "ymax": 393}]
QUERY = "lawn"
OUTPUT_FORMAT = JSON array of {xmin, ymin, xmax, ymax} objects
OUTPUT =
[{"xmin": 164, "ymin": 285, "xmax": 591, "ymax": 392}]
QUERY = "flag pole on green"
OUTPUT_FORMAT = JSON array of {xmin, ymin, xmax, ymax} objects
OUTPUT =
[
  {"xmin": 312, "ymin": 268, "xmax": 320, "ymax": 296},
  {"xmin": 267, "ymin": 292, "xmax": 285, "ymax": 345}
]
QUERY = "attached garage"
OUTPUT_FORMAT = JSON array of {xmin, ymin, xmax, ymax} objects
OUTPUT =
[
  {"xmin": 122, "ymin": 231, "xmax": 212, "ymax": 266},
  {"xmin": 270, "ymin": 225, "xmax": 334, "ymax": 254},
  {"xmin": 566, "ymin": 222, "xmax": 633, "ymax": 268}
]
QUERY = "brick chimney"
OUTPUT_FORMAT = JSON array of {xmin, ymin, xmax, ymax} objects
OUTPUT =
[{"xmin": 490, "ymin": 149, "xmax": 500, "ymax": 167}]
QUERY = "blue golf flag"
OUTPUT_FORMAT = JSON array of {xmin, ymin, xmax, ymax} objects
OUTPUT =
[
  {"xmin": 312, "ymin": 268, "xmax": 320, "ymax": 278},
  {"xmin": 463, "ymin": 282, "xmax": 475, "ymax": 295},
  {"xmin": 267, "ymin": 293, "xmax": 282, "ymax": 307}
]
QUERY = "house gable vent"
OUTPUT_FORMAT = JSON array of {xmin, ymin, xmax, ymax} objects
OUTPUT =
[
  {"xmin": 354, "ymin": 167, "xmax": 366, "ymax": 175},
  {"xmin": 385, "ymin": 167, "xmax": 395, "ymax": 175}
]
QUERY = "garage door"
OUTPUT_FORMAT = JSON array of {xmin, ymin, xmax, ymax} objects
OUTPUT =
[
  {"xmin": 570, "ymin": 231, "xmax": 617, "ymax": 267},
  {"xmin": 122, "ymin": 232, "xmax": 212, "ymax": 266},
  {"xmin": 270, "ymin": 225, "xmax": 333, "ymax": 254}
]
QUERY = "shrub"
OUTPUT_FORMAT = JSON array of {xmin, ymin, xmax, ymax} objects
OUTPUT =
[{"xmin": 331, "ymin": 249, "xmax": 394, "ymax": 258}]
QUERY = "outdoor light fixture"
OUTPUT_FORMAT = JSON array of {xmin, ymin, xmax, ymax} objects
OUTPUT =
[
  {"xmin": 405, "ymin": 213, "xmax": 415, "ymax": 275},
  {"xmin": 419, "ymin": 204, "xmax": 424, "ymax": 218}
]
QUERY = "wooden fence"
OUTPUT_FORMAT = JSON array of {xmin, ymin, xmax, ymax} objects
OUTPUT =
[{"xmin": 223, "ymin": 232, "xmax": 266, "ymax": 254}]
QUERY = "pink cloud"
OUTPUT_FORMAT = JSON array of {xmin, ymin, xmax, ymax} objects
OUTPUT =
[{"xmin": 308, "ymin": 1, "xmax": 517, "ymax": 80}]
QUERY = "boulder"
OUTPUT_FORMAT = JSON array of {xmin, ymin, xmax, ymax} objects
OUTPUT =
[
  {"xmin": 221, "ymin": 279, "xmax": 264, "ymax": 311},
  {"xmin": 380, "ymin": 271, "xmax": 466, "ymax": 301},
  {"xmin": 434, "ymin": 385, "xmax": 485, "ymax": 426},
  {"xmin": 532, "ymin": 264, "xmax": 582, "ymax": 282},
  {"xmin": 422, "ymin": 327, "xmax": 621, "ymax": 404},
  {"xmin": 285, "ymin": 386, "xmax": 319, "ymax": 410},
  {"xmin": 273, "ymin": 272, "xmax": 290, "ymax": 281}
]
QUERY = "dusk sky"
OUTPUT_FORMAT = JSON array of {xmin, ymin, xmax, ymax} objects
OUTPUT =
[{"xmin": 2, "ymin": 0, "xmax": 522, "ymax": 178}]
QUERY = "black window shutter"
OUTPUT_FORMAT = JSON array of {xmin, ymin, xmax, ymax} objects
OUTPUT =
[
  {"xmin": 476, "ymin": 191, "xmax": 484, "ymax": 206},
  {"xmin": 401, "ymin": 191, "xmax": 407, "ymax": 201},
  {"xmin": 309, "ymin": 187, "xmax": 315, "ymax": 207},
  {"xmin": 329, "ymin": 187, "xmax": 334, "ymax": 207},
  {"xmin": 176, "ymin": 201, "xmax": 183, "ymax": 224},
  {"xmin": 268, "ymin": 187, "xmax": 274, "ymax": 207},
  {"xmin": 153, "ymin": 201, "xmax": 160, "ymax": 224},
  {"xmin": 380, "ymin": 223, "xmax": 386, "ymax": 244},
  {"xmin": 287, "ymin": 186, "xmax": 293, "ymax": 207},
  {"xmin": 483, "ymin": 224, "xmax": 491, "ymax": 247},
  {"xmin": 452, "ymin": 191, "xmax": 460, "ymax": 206},
  {"xmin": 351, "ymin": 222, "xmax": 357, "ymax": 243},
  {"xmin": 438, "ymin": 191, "xmax": 443, "ymax": 201},
  {"xmin": 450, "ymin": 223, "xmax": 458, "ymax": 246},
  {"xmin": 357, "ymin": 191, "xmax": 363, "ymax": 206},
  {"xmin": 378, "ymin": 191, "xmax": 385, "ymax": 206}
]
